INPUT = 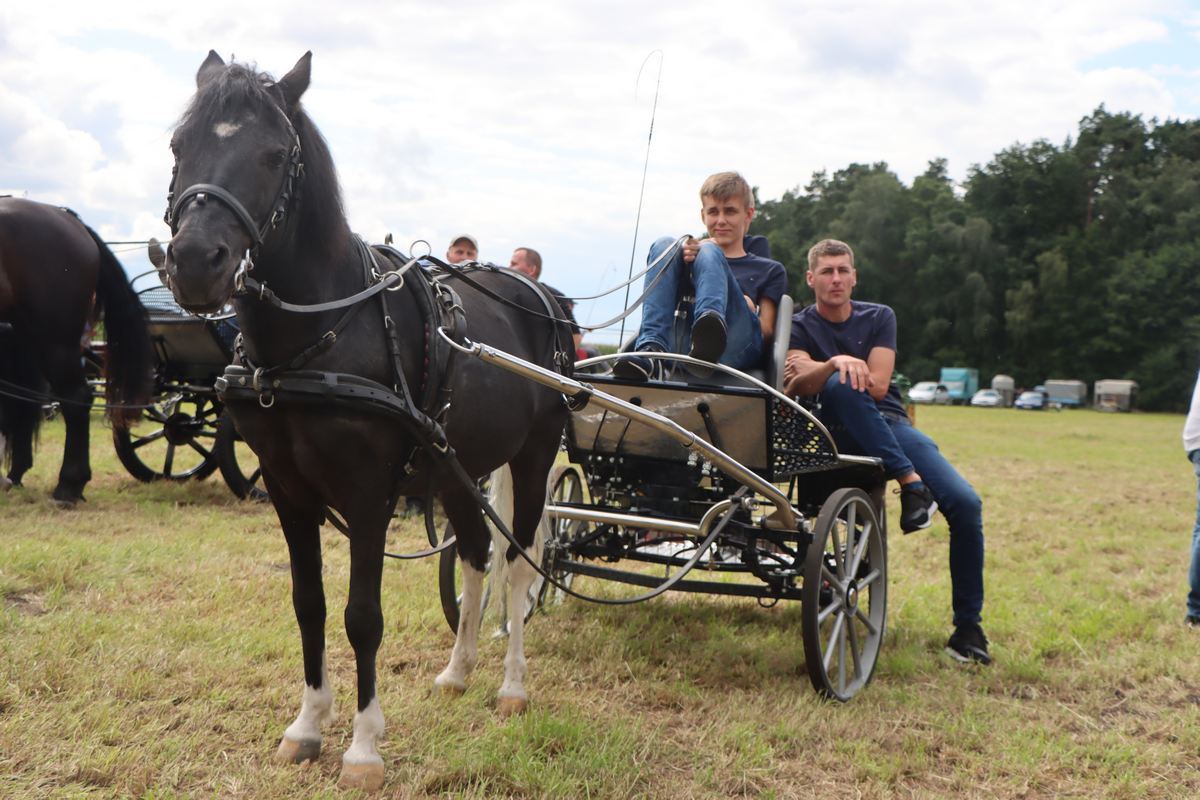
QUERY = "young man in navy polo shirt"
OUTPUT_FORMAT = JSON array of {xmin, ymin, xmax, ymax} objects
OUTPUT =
[
  {"xmin": 615, "ymin": 172, "xmax": 787, "ymax": 379},
  {"xmin": 783, "ymin": 238, "xmax": 990, "ymax": 665}
]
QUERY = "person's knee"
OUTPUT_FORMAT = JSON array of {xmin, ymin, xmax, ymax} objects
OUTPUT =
[
  {"xmin": 944, "ymin": 485, "xmax": 982, "ymax": 528},
  {"xmin": 820, "ymin": 373, "xmax": 872, "ymax": 404},
  {"xmin": 648, "ymin": 235, "xmax": 678, "ymax": 260}
]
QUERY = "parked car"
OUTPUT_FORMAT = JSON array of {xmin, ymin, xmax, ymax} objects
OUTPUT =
[
  {"xmin": 909, "ymin": 381, "xmax": 951, "ymax": 405},
  {"xmin": 970, "ymin": 389, "xmax": 1004, "ymax": 407},
  {"xmin": 1014, "ymin": 390, "xmax": 1046, "ymax": 410}
]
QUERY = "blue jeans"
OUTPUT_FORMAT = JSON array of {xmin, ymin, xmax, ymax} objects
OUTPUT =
[
  {"xmin": 819, "ymin": 375, "xmax": 985, "ymax": 627},
  {"xmin": 634, "ymin": 236, "xmax": 763, "ymax": 370},
  {"xmin": 1188, "ymin": 450, "xmax": 1200, "ymax": 618}
]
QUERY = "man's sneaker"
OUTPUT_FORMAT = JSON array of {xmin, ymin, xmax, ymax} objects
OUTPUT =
[
  {"xmin": 686, "ymin": 311, "xmax": 727, "ymax": 376},
  {"xmin": 945, "ymin": 622, "xmax": 992, "ymax": 665},
  {"xmin": 613, "ymin": 345, "xmax": 664, "ymax": 382},
  {"xmin": 898, "ymin": 481, "xmax": 938, "ymax": 533},
  {"xmin": 1187, "ymin": 615, "xmax": 1200, "ymax": 629}
]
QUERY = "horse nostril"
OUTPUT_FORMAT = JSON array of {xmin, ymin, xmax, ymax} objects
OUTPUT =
[{"xmin": 210, "ymin": 245, "xmax": 229, "ymax": 269}]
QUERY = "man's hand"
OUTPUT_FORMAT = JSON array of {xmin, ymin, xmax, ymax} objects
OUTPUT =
[
  {"xmin": 682, "ymin": 236, "xmax": 701, "ymax": 264},
  {"xmin": 829, "ymin": 354, "xmax": 874, "ymax": 392},
  {"xmin": 744, "ymin": 294, "xmax": 756, "ymax": 313}
]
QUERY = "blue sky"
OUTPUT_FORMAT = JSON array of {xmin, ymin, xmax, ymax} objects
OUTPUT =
[{"xmin": 3, "ymin": 0, "xmax": 1199, "ymax": 344}]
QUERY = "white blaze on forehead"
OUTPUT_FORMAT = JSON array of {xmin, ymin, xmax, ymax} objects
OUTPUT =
[{"xmin": 213, "ymin": 121, "xmax": 242, "ymax": 139}]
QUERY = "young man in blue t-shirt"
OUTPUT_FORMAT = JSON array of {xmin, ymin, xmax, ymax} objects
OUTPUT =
[
  {"xmin": 783, "ymin": 238, "xmax": 990, "ymax": 665},
  {"xmin": 614, "ymin": 171, "xmax": 787, "ymax": 380}
]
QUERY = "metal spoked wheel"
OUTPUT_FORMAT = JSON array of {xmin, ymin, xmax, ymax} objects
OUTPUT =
[
  {"xmin": 113, "ymin": 393, "xmax": 222, "ymax": 482},
  {"xmin": 214, "ymin": 412, "xmax": 268, "ymax": 501},
  {"xmin": 538, "ymin": 463, "xmax": 587, "ymax": 606},
  {"xmin": 801, "ymin": 487, "xmax": 887, "ymax": 702}
]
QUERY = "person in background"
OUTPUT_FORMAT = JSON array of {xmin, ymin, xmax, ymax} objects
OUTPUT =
[
  {"xmin": 509, "ymin": 247, "xmax": 583, "ymax": 355},
  {"xmin": 784, "ymin": 238, "xmax": 989, "ymax": 665},
  {"xmin": 1183, "ymin": 370, "xmax": 1200, "ymax": 627},
  {"xmin": 445, "ymin": 234, "xmax": 478, "ymax": 264}
]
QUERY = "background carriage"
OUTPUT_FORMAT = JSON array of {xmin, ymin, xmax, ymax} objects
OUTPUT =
[{"xmin": 98, "ymin": 268, "xmax": 265, "ymax": 500}]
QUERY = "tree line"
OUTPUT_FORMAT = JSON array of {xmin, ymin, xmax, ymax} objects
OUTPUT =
[{"xmin": 753, "ymin": 106, "xmax": 1200, "ymax": 411}]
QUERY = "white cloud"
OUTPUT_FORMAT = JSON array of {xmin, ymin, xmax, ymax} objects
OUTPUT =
[{"xmin": 0, "ymin": 0, "xmax": 1196, "ymax": 342}]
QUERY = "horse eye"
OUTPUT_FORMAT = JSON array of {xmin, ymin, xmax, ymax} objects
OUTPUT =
[{"xmin": 267, "ymin": 149, "xmax": 288, "ymax": 168}]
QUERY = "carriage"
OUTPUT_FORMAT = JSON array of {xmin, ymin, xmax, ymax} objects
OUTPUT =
[
  {"xmin": 436, "ymin": 294, "xmax": 890, "ymax": 702},
  {"xmin": 104, "ymin": 269, "xmax": 265, "ymax": 500}
]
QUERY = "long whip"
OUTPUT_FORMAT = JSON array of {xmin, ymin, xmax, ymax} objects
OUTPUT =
[{"xmin": 618, "ymin": 50, "xmax": 664, "ymax": 348}]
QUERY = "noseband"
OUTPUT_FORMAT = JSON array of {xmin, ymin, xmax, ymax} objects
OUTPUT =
[{"xmin": 164, "ymin": 94, "xmax": 305, "ymax": 258}]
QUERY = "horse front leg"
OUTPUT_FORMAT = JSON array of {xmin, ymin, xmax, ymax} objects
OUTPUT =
[
  {"xmin": 271, "ymin": 492, "xmax": 335, "ymax": 766},
  {"xmin": 338, "ymin": 505, "xmax": 390, "ymax": 792}
]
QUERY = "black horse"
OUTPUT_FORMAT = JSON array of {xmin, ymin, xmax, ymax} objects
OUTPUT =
[
  {"xmin": 161, "ymin": 51, "xmax": 570, "ymax": 790},
  {"xmin": 0, "ymin": 198, "xmax": 152, "ymax": 504}
]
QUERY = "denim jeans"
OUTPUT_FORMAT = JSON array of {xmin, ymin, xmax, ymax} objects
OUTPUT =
[
  {"xmin": 634, "ymin": 235, "xmax": 763, "ymax": 370},
  {"xmin": 819, "ymin": 375, "xmax": 985, "ymax": 627},
  {"xmin": 1188, "ymin": 450, "xmax": 1200, "ymax": 618}
]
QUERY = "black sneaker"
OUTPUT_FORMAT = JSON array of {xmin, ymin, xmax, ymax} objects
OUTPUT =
[
  {"xmin": 945, "ymin": 622, "xmax": 992, "ymax": 665},
  {"xmin": 613, "ymin": 345, "xmax": 664, "ymax": 381},
  {"xmin": 687, "ymin": 311, "xmax": 727, "ymax": 376},
  {"xmin": 898, "ymin": 481, "xmax": 938, "ymax": 533}
]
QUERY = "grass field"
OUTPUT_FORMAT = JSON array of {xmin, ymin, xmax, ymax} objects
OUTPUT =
[{"xmin": 1, "ymin": 406, "xmax": 1198, "ymax": 799}]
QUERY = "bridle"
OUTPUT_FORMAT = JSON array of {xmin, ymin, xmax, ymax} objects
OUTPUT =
[{"xmin": 163, "ymin": 92, "xmax": 305, "ymax": 267}]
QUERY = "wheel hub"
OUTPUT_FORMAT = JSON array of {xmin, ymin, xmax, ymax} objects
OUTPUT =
[
  {"xmin": 844, "ymin": 579, "xmax": 859, "ymax": 612},
  {"xmin": 163, "ymin": 411, "xmax": 200, "ymax": 445}
]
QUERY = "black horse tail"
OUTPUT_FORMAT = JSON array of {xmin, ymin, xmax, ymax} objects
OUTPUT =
[
  {"xmin": 83, "ymin": 224, "xmax": 153, "ymax": 428},
  {"xmin": 0, "ymin": 327, "xmax": 42, "ymax": 469}
]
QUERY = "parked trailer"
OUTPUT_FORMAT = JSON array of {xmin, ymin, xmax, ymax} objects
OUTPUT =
[
  {"xmin": 1044, "ymin": 379, "xmax": 1088, "ymax": 408},
  {"xmin": 991, "ymin": 374, "xmax": 1015, "ymax": 407},
  {"xmin": 1094, "ymin": 379, "xmax": 1138, "ymax": 412},
  {"xmin": 938, "ymin": 367, "xmax": 979, "ymax": 404}
]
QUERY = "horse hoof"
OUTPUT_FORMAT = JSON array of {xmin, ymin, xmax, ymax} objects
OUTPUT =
[
  {"xmin": 338, "ymin": 761, "xmax": 385, "ymax": 792},
  {"xmin": 52, "ymin": 497, "xmax": 78, "ymax": 510},
  {"xmin": 275, "ymin": 736, "xmax": 321, "ymax": 764},
  {"xmin": 496, "ymin": 696, "xmax": 528, "ymax": 717},
  {"xmin": 0, "ymin": 477, "xmax": 11, "ymax": 491},
  {"xmin": 436, "ymin": 682, "xmax": 466, "ymax": 697}
]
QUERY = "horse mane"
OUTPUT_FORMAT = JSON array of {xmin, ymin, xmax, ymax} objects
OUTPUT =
[{"xmin": 176, "ymin": 61, "xmax": 350, "ymax": 260}]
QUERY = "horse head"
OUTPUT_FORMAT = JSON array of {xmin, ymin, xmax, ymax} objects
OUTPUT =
[{"xmin": 162, "ymin": 50, "xmax": 311, "ymax": 313}]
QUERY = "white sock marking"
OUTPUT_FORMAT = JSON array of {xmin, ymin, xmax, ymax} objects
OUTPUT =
[
  {"xmin": 283, "ymin": 656, "xmax": 334, "ymax": 743},
  {"xmin": 342, "ymin": 696, "xmax": 385, "ymax": 766}
]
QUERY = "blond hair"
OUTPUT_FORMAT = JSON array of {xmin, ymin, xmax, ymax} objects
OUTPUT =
[
  {"xmin": 807, "ymin": 239, "xmax": 855, "ymax": 271},
  {"xmin": 698, "ymin": 171, "xmax": 753, "ymax": 209}
]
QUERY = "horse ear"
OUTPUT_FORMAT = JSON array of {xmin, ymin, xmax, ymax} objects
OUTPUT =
[
  {"xmin": 196, "ymin": 50, "xmax": 226, "ymax": 87},
  {"xmin": 277, "ymin": 52, "xmax": 312, "ymax": 110}
]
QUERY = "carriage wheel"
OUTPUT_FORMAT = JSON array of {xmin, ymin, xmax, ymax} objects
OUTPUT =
[
  {"xmin": 213, "ymin": 413, "xmax": 268, "ymax": 501},
  {"xmin": 113, "ymin": 393, "xmax": 221, "ymax": 482},
  {"xmin": 538, "ymin": 464, "xmax": 587, "ymax": 606},
  {"xmin": 801, "ymin": 487, "xmax": 887, "ymax": 702}
]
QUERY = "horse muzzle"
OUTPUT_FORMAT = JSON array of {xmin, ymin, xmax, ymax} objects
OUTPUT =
[{"xmin": 163, "ymin": 230, "xmax": 244, "ymax": 313}]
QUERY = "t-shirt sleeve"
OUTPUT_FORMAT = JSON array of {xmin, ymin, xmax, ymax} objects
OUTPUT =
[
  {"xmin": 873, "ymin": 306, "xmax": 898, "ymax": 352},
  {"xmin": 760, "ymin": 262, "xmax": 787, "ymax": 306}
]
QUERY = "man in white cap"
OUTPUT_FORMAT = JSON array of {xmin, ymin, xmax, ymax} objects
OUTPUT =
[{"xmin": 446, "ymin": 234, "xmax": 478, "ymax": 264}]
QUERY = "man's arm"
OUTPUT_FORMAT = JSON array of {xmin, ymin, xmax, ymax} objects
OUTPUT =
[
  {"xmin": 757, "ymin": 296, "xmax": 777, "ymax": 343},
  {"xmin": 784, "ymin": 345, "xmax": 896, "ymax": 400}
]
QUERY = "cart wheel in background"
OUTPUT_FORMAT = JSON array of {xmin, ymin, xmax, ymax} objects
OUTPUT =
[
  {"xmin": 801, "ymin": 487, "xmax": 887, "ymax": 702},
  {"xmin": 539, "ymin": 463, "xmax": 587, "ymax": 606},
  {"xmin": 214, "ymin": 412, "xmax": 268, "ymax": 501},
  {"xmin": 113, "ymin": 393, "xmax": 221, "ymax": 482}
]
